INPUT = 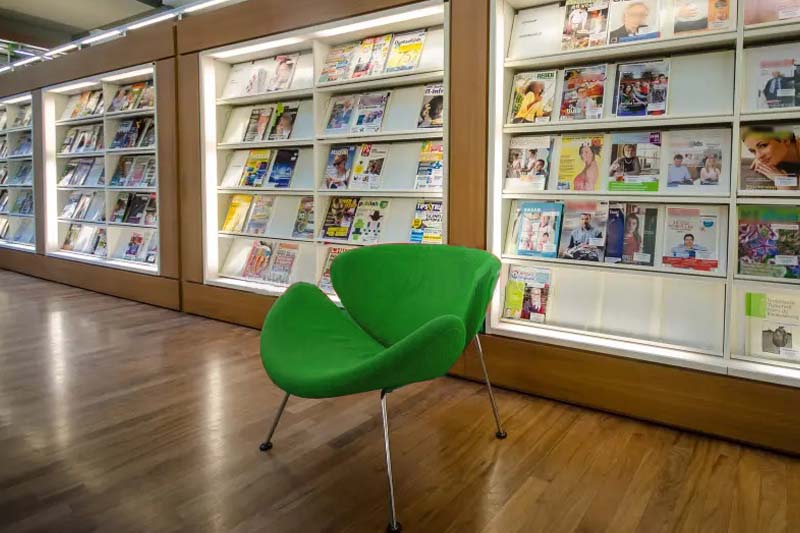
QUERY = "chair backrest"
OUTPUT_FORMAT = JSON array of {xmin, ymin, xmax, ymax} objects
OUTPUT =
[{"xmin": 330, "ymin": 244, "xmax": 501, "ymax": 348}]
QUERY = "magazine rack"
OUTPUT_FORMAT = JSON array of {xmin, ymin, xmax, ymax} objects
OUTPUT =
[
  {"xmin": 487, "ymin": 0, "xmax": 800, "ymax": 388},
  {"xmin": 198, "ymin": 0, "xmax": 448, "ymax": 298},
  {"xmin": 0, "ymin": 94, "xmax": 37, "ymax": 252}
]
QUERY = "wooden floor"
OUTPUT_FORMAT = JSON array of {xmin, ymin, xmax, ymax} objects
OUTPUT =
[{"xmin": 1, "ymin": 270, "xmax": 799, "ymax": 533}]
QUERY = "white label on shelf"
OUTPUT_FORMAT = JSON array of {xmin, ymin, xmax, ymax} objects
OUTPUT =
[
  {"xmin": 779, "ymin": 347, "xmax": 800, "ymax": 360},
  {"xmin": 589, "ymin": 237, "xmax": 605, "ymax": 246},
  {"xmin": 774, "ymin": 176, "xmax": 798, "ymax": 187},
  {"xmin": 775, "ymin": 255, "xmax": 799, "ymax": 266},
  {"xmin": 633, "ymin": 252, "xmax": 651, "ymax": 263},
  {"xmin": 779, "ymin": 7, "xmax": 800, "ymax": 19}
]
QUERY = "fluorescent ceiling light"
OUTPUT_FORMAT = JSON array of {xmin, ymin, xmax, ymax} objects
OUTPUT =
[
  {"xmin": 13, "ymin": 56, "xmax": 40, "ymax": 67},
  {"xmin": 45, "ymin": 44, "xmax": 79, "ymax": 57},
  {"xmin": 0, "ymin": 66, "xmax": 11, "ymax": 74},
  {"xmin": 183, "ymin": 0, "xmax": 231, "ymax": 13},
  {"xmin": 315, "ymin": 5, "xmax": 444, "ymax": 37},
  {"xmin": 52, "ymin": 81, "xmax": 98, "ymax": 94},
  {"xmin": 15, "ymin": 50, "xmax": 36, "ymax": 57},
  {"xmin": 101, "ymin": 67, "xmax": 153, "ymax": 82},
  {"xmin": 3, "ymin": 95, "xmax": 31, "ymax": 104},
  {"xmin": 127, "ymin": 12, "xmax": 176, "ymax": 30},
  {"xmin": 211, "ymin": 37, "xmax": 305, "ymax": 59},
  {"xmin": 82, "ymin": 29, "xmax": 122, "ymax": 45}
]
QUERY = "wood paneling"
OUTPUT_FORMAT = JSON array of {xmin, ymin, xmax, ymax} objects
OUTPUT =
[
  {"xmin": 0, "ymin": 250, "xmax": 179, "ymax": 310},
  {"xmin": 176, "ymin": 0, "xmax": 418, "ymax": 55},
  {"xmin": 0, "ymin": 22, "xmax": 175, "ymax": 99},
  {"xmin": 451, "ymin": 334, "xmax": 800, "ymax": 455},
  {"xmin": 31, "ymin": 89, "xmax": 46, "ymax": 255},
  {"xmin": 177, "ymin": 53, "xmax": 204, "ymax": 283},
  {"xmin": 182, "ymin": 280, "xmax": 276, "ymax": 328},
  {"xmin": 156, "ymin": 58, "xmax": 180, "ymax": 280},
  {"xmin": 448, "ymin": 0, "xmax": 489, "ymax": 249}
]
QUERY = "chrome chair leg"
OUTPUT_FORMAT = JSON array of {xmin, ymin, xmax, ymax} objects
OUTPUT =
[
  {"xmin": 381, "ymin": 390, "xmax": 402, "ymax": 532},
  {"xmin": 260, "ymin": 392, "xmax": 290, "ymax": 452},
  {"xmin": 474, "ymin": 335, "xmax": 507, "ymax": 439}
]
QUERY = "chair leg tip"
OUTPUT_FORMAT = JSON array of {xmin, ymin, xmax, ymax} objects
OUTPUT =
[
  {"xmin": 495, "ymin": 430, "xmax": 508, "ymax": 439},
  {"xmin": 387, "ymin": 522, "xmax": 402, "ymax": 532},
  {"xmin": 259, "ymin": 441, "xmax": 273, "ymax": 452}
]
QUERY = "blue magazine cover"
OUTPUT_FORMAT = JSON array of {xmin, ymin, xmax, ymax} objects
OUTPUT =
[
  {"xmin": 266, "ymin": 148, "xmax": 299, "ymax": 188},
  {"xmin": 514, "ymin": 201, "xmax": 563, "ymax": 258}
]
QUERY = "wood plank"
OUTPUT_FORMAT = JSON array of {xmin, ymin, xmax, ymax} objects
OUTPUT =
[
  {"xmin": 458, "ymin": 334, "xmax": 800, "ymax": 455},
  {"xmin": 31, "ymin": 89, "xmax": 46, "ymax": 255},
  {"xmin": 181, "ymin": 280, "xmax": 276, "ymax": 328},
  {"xmin": 155, "ymin": 58, "xmax": 180, "ymax": 280}
]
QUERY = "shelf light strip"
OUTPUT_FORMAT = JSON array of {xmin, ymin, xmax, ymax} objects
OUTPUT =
[
  {"xmin": 2, "ymin": 95, "xmax": 32, "ymax": 104},
  {"xmin": 314, "ymin": 5, "xmax": 444, "ymax": 37},
  {"xmin": 81, "ymin": 30, "xmax": 122, "ymax": 45},
  {"xmin": 211, "ymin": 37, "xmax": 306, "ymax": 59},
  {"xmin": 126, "ymin": 12, "xmax": 176, "ymax": 30},
  {"xmin": 183, "ymin": 0, "xmax": 231, "ymax": 13},
  {"xmin": 44, "ymin": 44, "xmax": 78, "ymax": 57},
  {"xmin": 101, "ymin": 67, "xmax": 154, "ymax": 82},
  {"xmin": 52, "ymin": 81, "xmax": 99, "ymax": 94}
]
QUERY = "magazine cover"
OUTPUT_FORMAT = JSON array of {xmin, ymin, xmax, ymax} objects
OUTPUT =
[
  {"xmin": 318, "ymin": 43, "xmax": 356, "ymax": 83},
  {"xmin": 417, "ymin": 83, "xmax": 445, "ymax": 128},
  {"xmin": 349, "ymin": 198, "xmax": 390, "ymax": 244},
  {"xmin": 243, "ymin": 195, "xmax": 275, "ymax": 235},
  {"xmin": 240, "ymin": 149, "xmax": 274, "ymax": 187},
  {"xmin": 122, "ymin": 232, "xmax": 146, "ymax": 261},
  {"xmin": 559, "ymin": 65, "xmax": 606, "ymax": 121},
  {"xmin": 84, "ymin": 193, "xmax": 105, "ymax": 222},
  {"xmin": 323, "ymin": 145, "xmax": 357, "ymax": 189},
  {"xmin": 350, "ymin": 39, "xmax": 375, "ymax": 79},
  {"xmin": 265, "ymin": 149, "xmax": 299, "ymax": 188},
  {"xmin": 414, "ymin": 141, "xmax": 444, "ymax": 190},
  {"xmin": 124, "ymin": 193, "xmax": 151, "ymax": 225},
  {"xmin": 268, "ymin": 102, "xmax": 299, "ymax": 140},
  {"xmin": 558, "ymin": 200, "xmax": 609, "ymax": 261},
  {"xmin": 350, "ymin": 35, "xmax": 393, "ymax": 78},
  {"xmin": 744, "ymin": 0, "xmax": 800, "ymax": 25},
  {"xmin": 409, "ymin": 200, "xmax": 443, "ymax": 244},
  {"xmin": 508, "ymin": 71, "xmax": 557, "ymax": 124},
  {"xmin": 324, "ymin": 95, "xmax": 357, "ymax": 135},
  {"xmin": 557, "ymin": 135, "xmax": 604, "ymax": 191},
  {"xmin": 292, "ymin": 196, "xmax": 315, "ymax": 239},
  {"xmin": 674, "ymin": 0, "xmax": 731, "ymax": 34},
  {"xmin": 266, "ymin": 54, "xmax": 299, "ymax": 92},
  {"xmin": 622, "ymin": 203, "xmax": 658, "ymax": 265},
  {"xmin": 508, "ymin": 4, "xmax": 564, "ymax": 58},
  {"xmin": 243, "ymin": 106, "xmax": 274, "ymax": 143},
  {"xmin": 318, "ymin": 246, "xmax": 350, "ymax": 294},
  {"xmin": 241, "ymin": 240, "xmax": 273, "ymax": 281},
  {"xmin": 665, "ymin": 129, "xmax": 728, "ymax": 189},
  {"xmin": 384, "ymin": 29, "xmax": 427, "ymax": 73},
  {"xmin": 745, "ymin": 291, "xmax": 800, "ymax": 363},
  {"xmin": 61, "ymin": 224, "xmax": 81, "ymax": 251},
  {"xmin": 740, "ymin": 125, "xmax": 800, "ymax": 191},
  {"xmin": 143, "ymin": 232, "xmax": 159, "ymax": 264},
  {"xmin": 505, "ymin": 136, "xmax": 552, "ymax": 191},
  {"xmin": 605, "ymin": 203, "xmax": 626, "ymax": 262},
  {"xmin": 513, "ymin": 201, "xmax": 563, "ymax": 258},
  {"xmin": 221, "ymin": 194, "xmax": 253, "ymax": 233},
  {"xmin": 93, "ymin": 228, "xmax": 108, "ymax": 258},
  {"xmin": 110, "ymin": 193, "xmax": 131, "ymax": 223},
  {"xmin": 614, "ymin": 60, "xmax": 670, "ymax": 117},
  {"xmin": 321, "ymin": 196, "xmax": 359, "ymax": 240},
  {"xmin": 753, "ymin": 47, "xmax": 799, "ymax": 110},
  {"xmin": 561, "ymin": 0, "xmax": 609, "ymax": 50},
  {"xmin": 738, "ymin": 205, "xmax": 800, "ymax": 279},
  {"xmin": 502, "ymin": 265, "xmax": 552, "ymax": 323},
  {"xmin": 607, "ymin": 0, "xmax": 661, "ymax": 44},
  {"xmin": 352, "ymin": 91, "xmax": 390, "ymax": 133},
  {"xmin": 265, "ymin": 242, "xmax": 299, "ymax": 286},
  {"xmin": 351, "ymin": 144, "xmax": 389, "ymax": 190},
  {"xmin": 607, "ymin": 131, "xmax": 661, "ymax": 192},
  {"xmin": 662, "ymin": 206, "xmax": 720, "ymax": 271}
]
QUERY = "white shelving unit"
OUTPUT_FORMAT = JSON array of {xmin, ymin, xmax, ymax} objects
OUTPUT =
[
  {"xmin": 199, "ymin": 0, "xmax": 448, "ymax": 297},
  {"xmin": 42, "ymin": 64, "xmax": 162, "ymax": 275},
  {"xmin": 487, "ymin": 0, "xmax": 800, "ymax": 387},
  {"xmin": 0, "ymin": 94, "xmax": 36, "ymax": 251}
]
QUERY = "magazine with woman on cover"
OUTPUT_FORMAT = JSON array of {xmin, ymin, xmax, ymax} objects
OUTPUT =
[
  {"xmin": 664, "ymin": 129, "xmax": 728, "ymax": 190},
  {"xmin": 740, "ymin": 125, "xmax": 800, "ymax": 191},
  {"xmin": 607, "ymin": 131, "xmax": 661, "ymax": 192},
  {"xmin": 614, "ymin": 60, "xmax": 669, "ymax": 117},
  {"xmin": 508, "ymin": 71, "xmax": 557, "ymax": 124},
  {"xmin": 557, "ymin": 135, "xmax": 604, "ymax": 191},
  {"xmin": 559, "ymin": 65, "xmax": 606, "ymax": 121}
]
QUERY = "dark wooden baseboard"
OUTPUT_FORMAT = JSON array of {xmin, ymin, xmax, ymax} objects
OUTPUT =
[
  {"xmin": 0, "ymin": 249, "xmax": 180, "ymax": 310},
  {"xmin": 450, "ymin": 334, "xmax": 800, "ymax": 456},
  {"xmin": 181, "ymin": 281, "xmax": 276, "ymax": 329}
]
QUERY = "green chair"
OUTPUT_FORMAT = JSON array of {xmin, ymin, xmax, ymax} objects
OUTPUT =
[{"xmin": 259, "ymin": 244, "xmax": 505, "ymax": 532}]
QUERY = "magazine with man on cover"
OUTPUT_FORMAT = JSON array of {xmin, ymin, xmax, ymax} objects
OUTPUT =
[
  {"xmin": 607, "ymin": 0, "xmax": 660, "ymax": 44},
  {"xmin": 502, "ymin": 265, "xmax": 552, "ymax": 323},
  {"xmin": 558, "ymin": 200, "xmax": 608, "ymax": 261},
  {"xmin": 561, "ymin": 0, "xmax": 609, "ymax": 50},
  {"xmin": 662, "ymin": 206, "xmax": 720, "ymax": 271},
  {"xmin": 559, "ymin": 65, "xmax": 606, "ymax": 121},
  {"xmin": 614, "ymin": 60, "xmax": 669, "ymax": 117}
]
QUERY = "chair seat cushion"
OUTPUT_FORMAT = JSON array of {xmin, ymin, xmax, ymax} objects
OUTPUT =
[{"xmin": 260, "ymin": 283, "xmax": 466, "ymax": 398}]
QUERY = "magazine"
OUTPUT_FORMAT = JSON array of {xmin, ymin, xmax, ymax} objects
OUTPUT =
[
  {"xmin": 414, "ymin": 141, "xmax": 444, "ymax": 191},
  {"xmin": 124, "ymin": 193, "xmax": 151, "ymax": 225},
  {"xmin": 664, "ymin": 129, "xmax": 728, "ymax": 190},
  {"xmin": 61, "ymin": 224, "xmax": 82, "ymax": 251},
  {"xmin": 417, "ymin": 83, "xmax": 445, "ymax": 128},
  {"xmin": 557, "ymin": 134, "xmax": 604, "ymax": 191},
  {"xmin": 614, "ymin": 60, "xmax": 670, "ymax": 117},
  {"xmin": 265, "ymin": 242, "xmax": 299, "ymax": 286},
  {"xmin": 744, "ymin": 0, "xmax": 800, "ymax": 25},
  {"xmin": 607, "ymin": 0, "xmax": 660, "ymax": 44},
  {"xmin": 323, "ymin": 145, "xmax": 357, "ymax": 189},
  {"xmin": 292, "ymin": 196, "xmax": 315, "ymax": 239},
  {"xmin": 751, "ymin": 44, "xmax": 799, "ymax": 110},
  {"xmin": 740, "ymin": 125, "xmax": 800, "ymax": 191},
  {"xmin": 561, "ymin": 0, "xmax": 609, "ymax": 50},
  {"xmin": 318, "ymin": 43, "xmax": 357, "ymax": 83},
  {"xmin": 558, "ymin": 200, "xmax": 609, "ymax": 261},
  {"xmin": 109, "ymin": 193, "xmax": 131, "ymax": 223},
  {"xmin": 559, "ymin": 65, "xmax": 606, "ymax": 121},
  {"xmin": 321, "ymin": 197, "xmax": 359, "ymax": 240},
  {"xmin": 350, "ymin": 35, "xmax": 393, "ymax": 78},
  {"xmin": 351, "ymin": 144, "xmax": 389, "ymax": 190},
  {"xmin": 243, "ymin": 106, "xmax": 274, "ymax": 143},
  {"xmin": 268, "ymin": 102, "xmax": 299, "ymax": 140},
  {"xmin": 84, "ymin": 193, "xmax": 106, "ymax": 222},
  {"xmin": 265, "ymin": 149, "xmax": 298, "ymax": 188},
  {"xmin": 243, "ymin": 195, "xmax": 275, "ymax": 235},
  {"xmin": 93, "ymin": 228, "xmax": 108, "ymax": 257},
  {"xmin": 507, "ymin": 201, "xmax": 563, "ymax": 258},
  {"xmin": 241, "ymin": 240, "xmax": 273, "ymax": 281},
  {"xmin": 221, "ymin": 194, "xmax": 253, "ymax": 233},
  {"xmin": 12, "ymin": 219, "xmax": 35, "ymax": 244},
  {"xmin": 508, "ymin": 71, "xmax": 557, "ymax": 124},
  {"xmin": 324, "ymin": 95, "xmax": 357, "ymax": 134},
  {"xmin": 662, "ymin": 206, "xmax": 721, "ymax": 271},
  {"xmin": 507, "ymin": 4, "xmax": 564, "ymax": 59},
  {"xmin": 409, "ymin": 200, "xmax": 443, "ymax": 244},
  {"xmin": 266, "ymin": 54, "xmax": 299, "ymax": 92},
  {"xmin": 745, "ymin": 291, "xmax": 800, "ymax": 363},
  {"xmin": 318, "ymin": 246, "xmax": 350, "ymax": 294},
  {"xmin": 738, "ymin": 205, "xmax": 800, "ymax": 279},
  {"xmin": 71, "ymin": 194, "xmax": 92, "ymax": 220},
  {"xmin": 84, "ymin": 158, "xmax": 106, "ymax": 186},
  {"xmin": 240, "ymin": 149, "xmax": 274, "ymax": 187},
  {"xmin": 352, "ymin": 91, "xmax": 390, "ymax": 133},
  {"xmin": 11, "ymin": 191, "xmax": 34, "ymax": 215},
  {"xmin": 505, "ymin": 136, "xmax": 552, "ymax": 191},
  {"xmin": 502, "ymin": 265, "xmax": 552, "ymax": 323},
  {"xmin": 615, "ymin": 203, "xmax": 658, "ymax": 265},
  {"xmin": 607, "ymin": 131, "xmax": 661, "ymax": 192},
  {"xmin": 673, "ymin": 0, "xmax": 731, "ymax": 34},
  {"xmin": 349, "ymin": 198, "xmax": 390, "ymax": 244},
  {"xmin": 120, "ymin": 232, "xmax": 146, "ymax": 261},
  {"xmin": 384, "ymin": 29, "xmax": 427, "ymax": 73}
]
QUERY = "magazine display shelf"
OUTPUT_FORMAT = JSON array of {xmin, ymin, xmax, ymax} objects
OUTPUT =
[
  {"xmin": 198, "ymin": 0, "xmax": 448, "ymax": 298},
  {"xmin": 487, "ymin": 0, "xmax": 800, "ymax": 388},
  {"xmin": 0, "ymin": 94, "xmax": 36, "ymax": 252},
  {"xmin": 42, "ymin": 64, "xmax": 162, "ymax": 275}
]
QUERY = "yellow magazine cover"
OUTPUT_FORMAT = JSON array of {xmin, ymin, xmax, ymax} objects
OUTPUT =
[
  {"xmin": 384, "ymin": 29, "xmax": 427, "ymax": 73},
  {"xmin": 556, "ymin": 135, "xmax": 604, "ymax": 191},
  {"xmin": 222, "ymin": 194, "xmax": 253, "ymax": 233},
  {"xmin": 240, "ymin": 149, "xmax": 273, "ymax": 187}
]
